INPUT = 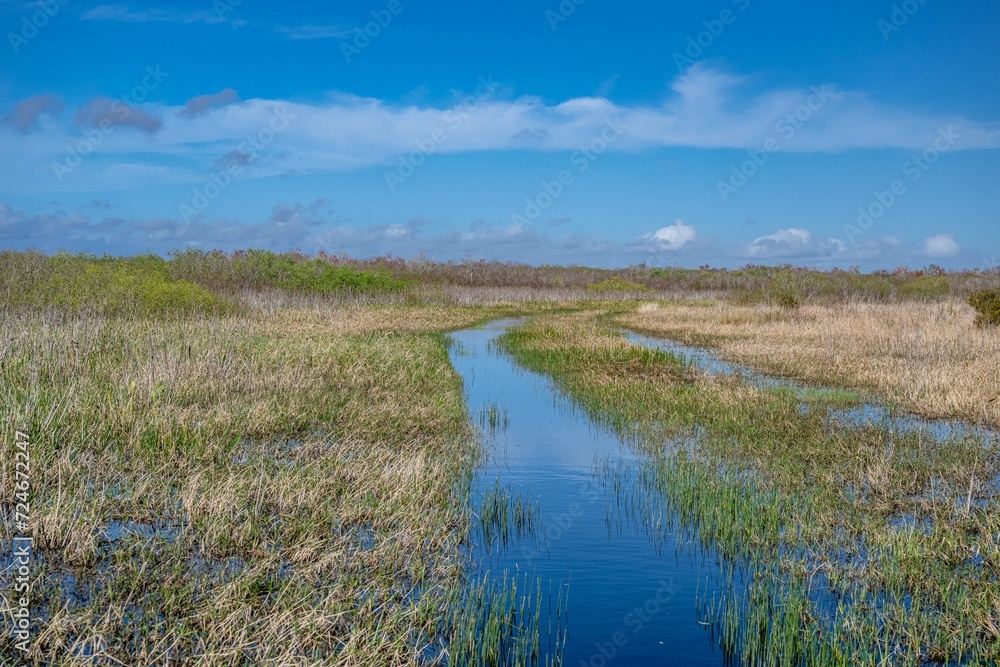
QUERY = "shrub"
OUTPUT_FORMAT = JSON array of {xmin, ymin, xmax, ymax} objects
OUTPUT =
[
  {"xmin": 1, "ymin": 252, "xmax": 230, "ymax": 316},
  {"xmin": 969, "ymin": 288, "xmax": 1000, "ymax": 327},
  {"xmin": 772, "ymin": 291, "xmax": 801, "ymax": 310},
  {"xmin": 900, "ymin": 276, "xmax": 951, "ymax": 301},
  {"xmin": 166, "ymin": 248, "xmax": 408, "ymax": 294},
  {"xmin": 586, "ymin": 277, "xmax": 650, "ymax": 293}
]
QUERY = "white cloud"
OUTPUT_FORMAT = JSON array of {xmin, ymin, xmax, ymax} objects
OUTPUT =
[
  {"xmin": 748, "ymin": 228, "xmax": 847, "ymax": 259},
  {"xmin": 0, "ymin": 199, "xmax": 981, "ymax": 269},
  {"xmin": 923, "ymin": 233, "xmax": 961, "ymax": 258},
  {"xmin": 80, "ymin": 4, "xmax": 226, "ymax": 24},
  {"xmin": 641, "ymin": 219, "xmax": 697, "ymax": 253},
  {"xmin": 274, "ymin": 24, "xmax": 353, "ymax": 40},
  {"xmin": 3, "ymin": 65, "xmax": 999, "ymax": 193}
]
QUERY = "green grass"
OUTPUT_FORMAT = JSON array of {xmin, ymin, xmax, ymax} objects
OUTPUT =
[
  {"xmin": 0, "ymin": 251, "xmax": 230, "ymax": 316},
  {"xmin": 166, "ymin": 248, "xmax": 408, "ymax": 294},
  {"xmin": 0, "ymin": 298, "xmax": 566, "ymax": 664},
  {"xmin": 500, "ymin": 312, "xmax": 1000, "ymax": 665},
  {"xmin": 477, "ymin": 479, "xmax": 540, "ymax": 549},
  {"xmin": 3, "ymin": 245, "xmax": 994, "ymax": 664}
]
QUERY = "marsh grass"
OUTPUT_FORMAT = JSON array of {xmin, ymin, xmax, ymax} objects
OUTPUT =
[
  {"xmin": 621, "ymin": 300, "xmax": 1000, "ymax": 427},
  {"xmin": 476, "ymin": 480, "xmax": 539, "ymax": 550},
  {"xmin": 442, "ymin": 570, "xmax": 567, "ymax": 666},
  {"xmin": 500, "ymin": 312, "xmax": 1000, "ymax": 664},
  {"xmin": 0, "ymin": 299, "xmax": 571, "ymax": 665}
]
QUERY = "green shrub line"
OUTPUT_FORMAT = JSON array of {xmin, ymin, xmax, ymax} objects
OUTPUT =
[
  {"xmin": 0, "ymin": 251, "xmax": 229, "ymax": 317},
  {"xmin": 166, "ymin": 248, "xmax": 408, "ymax": 295},
  {"xmin": 969, "ymin": 287, "xmax": 1000, "ymax": 327},
  {"xmin": 0, "ymin": 250, "xmax": 408, "ymax": 316},
  {"xmin": 2, "ymin": 249, "xmax": 998, "ymax": 317}
]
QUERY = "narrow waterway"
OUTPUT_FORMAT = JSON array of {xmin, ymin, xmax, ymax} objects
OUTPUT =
[
  {"xmin": 624, "ymin": 330, "xmax": 999, "ymax": 443},
  {"xmin": 448, "ymin": 321, "xmax": 731, "ymax": 666},
  {"xmin": 448, "ymin": 320, "xmax": 1000, "ymax": 665}
]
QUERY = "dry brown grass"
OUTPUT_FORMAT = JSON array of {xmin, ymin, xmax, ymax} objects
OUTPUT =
[
  {"xmin": 621, "ymin": 299, "xmax": 1000, "ymax": 426},
  {"xmin": 504, "ymin": 310, "xmax": 1000, "ymax": 662},
  {"xmin": 0, "ymin": 304, "xmax": 499, "ymax": 665}
]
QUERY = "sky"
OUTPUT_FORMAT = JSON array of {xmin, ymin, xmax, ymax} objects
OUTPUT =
[{"xmin": 1, "ymin": 0, "xmax": 998, "ymax": 269}]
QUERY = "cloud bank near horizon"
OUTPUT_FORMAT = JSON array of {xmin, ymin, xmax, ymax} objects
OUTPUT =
[
  {"xmin": 0, "ymin": 200, "xmax": 972, "ymax": 270},
  {"xmin": 2, "ymin": 64, "xmax": 999, "ymax": 193}
]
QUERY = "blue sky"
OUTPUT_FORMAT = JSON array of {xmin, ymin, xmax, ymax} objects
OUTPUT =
[{"xmin": 1, "ymin": 0, "xmax": 998, "ymax": 269}]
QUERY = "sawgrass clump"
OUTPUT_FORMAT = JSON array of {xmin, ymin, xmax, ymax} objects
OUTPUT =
[
  {"xmin": 501, "ymin": 312, "xmax": 1000, "ymax": 664},
  {"xmin": 0, "ymin": 297, "xmax": 557, "ymax": 665}
]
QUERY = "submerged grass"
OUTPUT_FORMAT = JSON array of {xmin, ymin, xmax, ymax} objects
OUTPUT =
[
  {"xmin": 500, "ymin": 311, "xmax": 1000, "ymax": 665},
  {"xmin": 477, "ymin": 480, "xmax": 540, "ymax": 550},
  {"xmin": 0, "ymin": 299, "xmax": 572, "ymax": 665},
  {"xmin": 621, "ymin": 299, "xmax": 1000, "ymax": 426}
]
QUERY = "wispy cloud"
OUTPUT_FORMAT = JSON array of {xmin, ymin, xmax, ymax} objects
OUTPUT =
[
  {"xmin": 2, "ymin": 65, "xmax": 999, "ymax": 193},
  {"xmin": 80, "ymin": 4, "xmax": 228, "ymax": 25},
  {"xmin": 1, "ymin": 94, "xmax": 63, "ymax": 134},
  {"xmin": 274, "ymin": 23, "xmax": 352, "ymax": 40},
  {"xmin": 182, "ymin": 88, "xmax": 241, "ymax": 118},
  {"xmin": 80, "ymin": 4, "xmax": 347, "ymax": 39},
  {"xmin": 73, "ymin": 97, "xmax": 163, "ymax": 134}
]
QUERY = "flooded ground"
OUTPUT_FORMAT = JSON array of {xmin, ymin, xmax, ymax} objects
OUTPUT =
[
  {"xmin": 625, "ymin": 331, "xmax": 999, "ymax": 444},
  {"xmin": 448, "ymin": 321, "xmax": 732, "ymax": 665},
  {"xmin": 449, "ymin": 321, "xmax": 999, "ymax": 665}
]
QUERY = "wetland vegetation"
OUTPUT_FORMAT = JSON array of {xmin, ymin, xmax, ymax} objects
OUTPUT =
[{"xmin": 2, "ymin": 249, "xmax": 999, "ymax": 665}]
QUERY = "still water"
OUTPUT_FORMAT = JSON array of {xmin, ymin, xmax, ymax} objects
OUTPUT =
[{"xmin": 448, "ymin": 321, "xmax": 729, "ymax": 666}]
